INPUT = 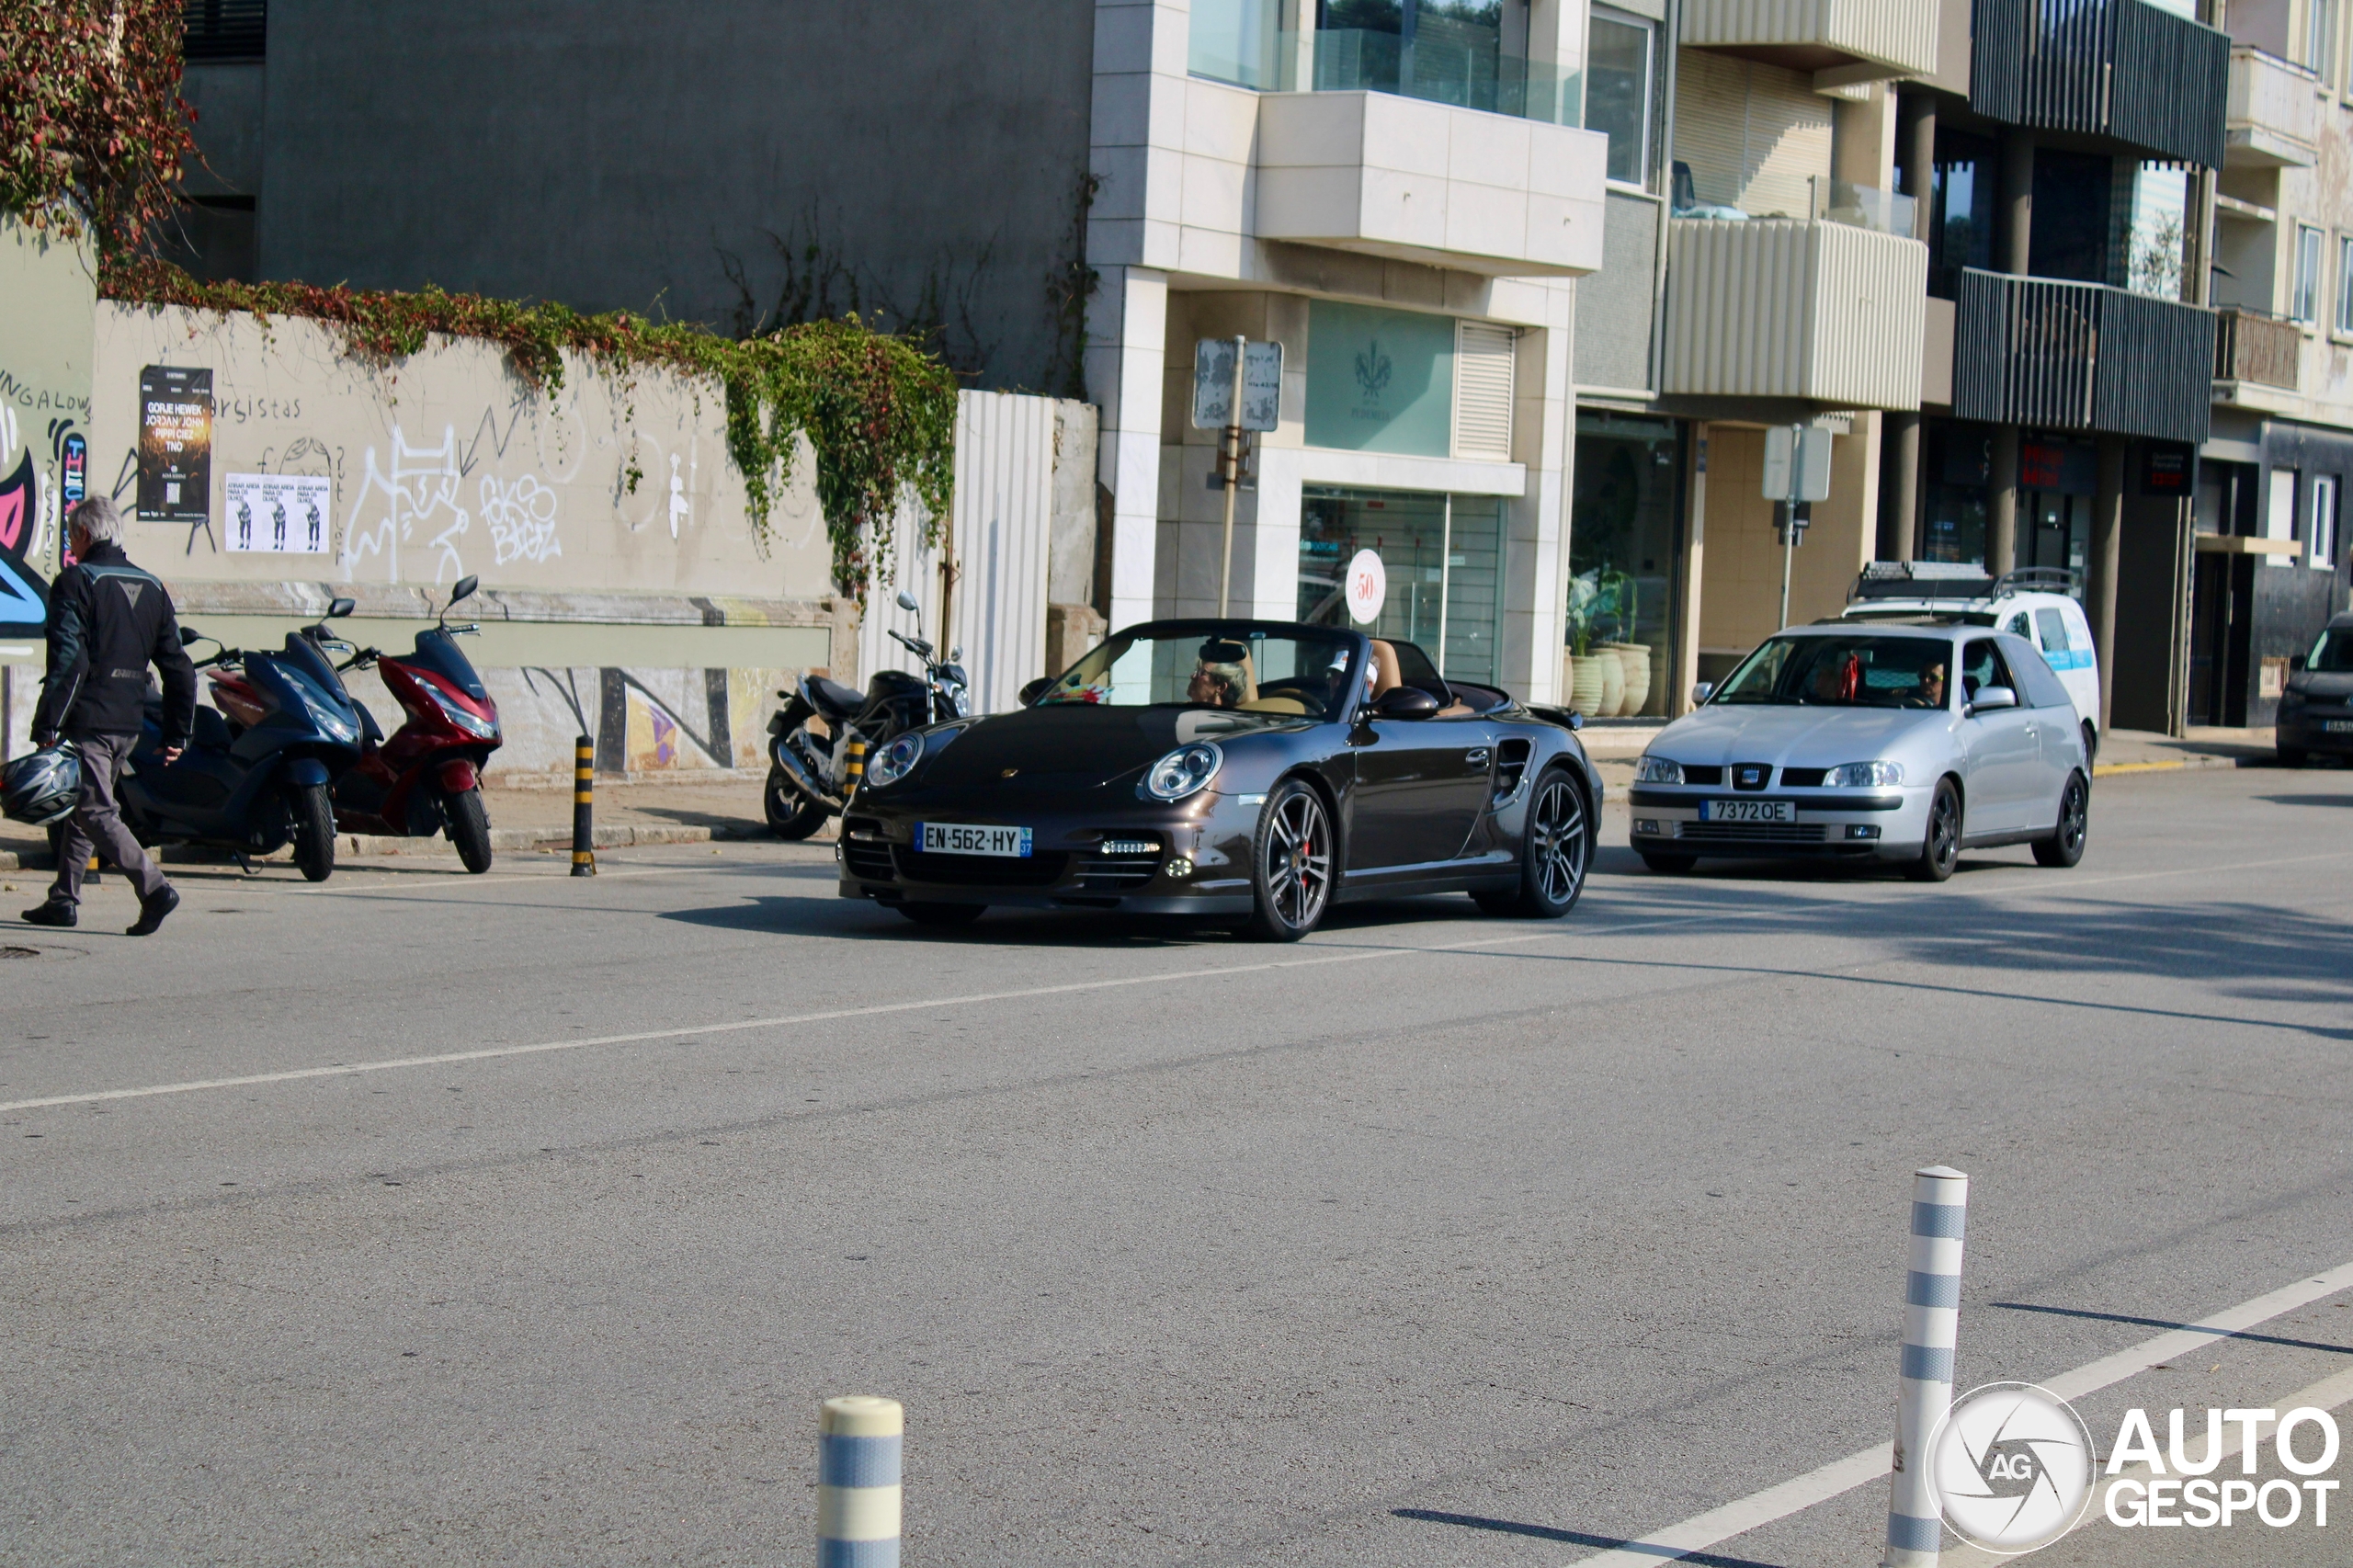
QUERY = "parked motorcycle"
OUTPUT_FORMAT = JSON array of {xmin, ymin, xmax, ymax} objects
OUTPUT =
[
  {"xmin": 765, "ymin": 589, "xmax": 970, "ymax": 839},
  {"xmin": 330, "ymin": 574, "xmax": 503, "ymax": 873},
  {"xmin": 120, "ymin": 597, "xmax": 368, "ymax": 882}
]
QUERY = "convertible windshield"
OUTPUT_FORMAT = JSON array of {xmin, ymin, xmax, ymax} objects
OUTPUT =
[
  {"xmin": 1036, "ymin": 627, "xmax": 1358, "ymax": 720},
  {"xmin": 2311, "ymin": 627, "xmax": 2353, "ymax": 672},
  {"xmin": 1712, "ymin": 634, "xmax": 1953, "ymax": 709}
]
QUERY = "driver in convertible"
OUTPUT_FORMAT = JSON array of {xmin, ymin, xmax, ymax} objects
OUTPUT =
[{"xmin": 1188, "ymin": 640, "xmax": 1249, "ymax": 708}]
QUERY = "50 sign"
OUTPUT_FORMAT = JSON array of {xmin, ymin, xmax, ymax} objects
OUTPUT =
[{"xmin": 1344, "ymin": 549, "xmax": 1387, "ymax": 626}]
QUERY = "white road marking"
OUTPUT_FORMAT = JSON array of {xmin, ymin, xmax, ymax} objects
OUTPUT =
[{"xmin": 1565, "ymin": 1259, "xmax": 2353, "ymax": 1565}]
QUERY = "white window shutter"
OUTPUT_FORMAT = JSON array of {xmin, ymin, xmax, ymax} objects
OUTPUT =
[{"xmin": 1453, "ymin": 322, "xmax": 1516, "ymax": 459}]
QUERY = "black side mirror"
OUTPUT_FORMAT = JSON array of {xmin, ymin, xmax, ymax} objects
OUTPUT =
[
  {"xmin": 1018, "ymin": 676, "xmax": 1053, "ymax": 706},
  {"xmin": 451, "ymin": 574, "xmax": 480, "ymax": 607},
  {"xmin": 179, "ymin": 625, "xmax": 202, "ymax": 647},
  {"xmin": 327, "ymin": 597, "xmax": 356, "ymax": 619},
  {"xmin": 1372, "ymin": 686, "xmax": 1440, "ymax": 720}
]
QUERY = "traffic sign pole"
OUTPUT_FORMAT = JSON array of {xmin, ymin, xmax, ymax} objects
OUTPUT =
[{"xmin": 1218, "ymin": 334, "xmax": 1245, "ymax": 618}]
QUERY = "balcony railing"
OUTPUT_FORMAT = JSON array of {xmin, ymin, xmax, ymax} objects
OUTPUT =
[
  {"xmin": 1952, "ymin": 269, "xmax": 2214, "ymax": 444},
  {"xmin": 1188, "ymin": 3, "xmax": 1578, "ymax": 124},
  {"xmin": 1664, "ymin": 219, "xmax": 1929, "ymax": 410},
  {"xmin": 2225, "ymin": 47, "xmax": 2322, "ymax": 167},
  {"xmin": 2213, "ymin": 306, "xmax": 2302, "ymax": 390},
  {"xmin": 1970, "ymin": 0, "xmax": 2228, "ymax": 167},
  {"xmin": 1684, "ymin": 0, "xmax": 1939, "ymax": 82}
]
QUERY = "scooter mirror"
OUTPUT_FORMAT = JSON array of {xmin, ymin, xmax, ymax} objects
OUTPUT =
[
  {"xmin": 950, "ymin": 645, "xmax": 963, "ymax": 663},
  {"xmin": 895, "ymin": 589, "xmax": 921, "ymax": 614},
  {"xmin": 450, "ymin": 574, "xmax": 480, "ymax": 607},
  {"xmin": 179, "ymin": 625, "xmax": 202, "ymax": 647},
  {"xmin": 327, "ymin": 597, "xmax": 356, "ymax": 619}
]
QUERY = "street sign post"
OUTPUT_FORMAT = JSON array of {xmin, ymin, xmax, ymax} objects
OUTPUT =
[
  {"xmin": 1762, "ymin": 424, "xmax": 1835, "ymax": 631},
  {"xmin": 1193, "ymin": 336, "xmax": 1284, "ymax": 615}
]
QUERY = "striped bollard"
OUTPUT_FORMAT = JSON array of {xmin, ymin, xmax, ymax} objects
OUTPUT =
[
  {"xmin": 820, "ymin": 1395, "xmax": 902, "ymax": 1567},
  {"xmin": 842, "ymin": 735, "xmax": 869, "ymax": 803},
  {"xmin": 570, "ymin": 734, "xmax": 597, "ymax": 877},
  {"xmin": 1884, "ymin": 1165, "xmax": 1969, "ymax": 1568}
]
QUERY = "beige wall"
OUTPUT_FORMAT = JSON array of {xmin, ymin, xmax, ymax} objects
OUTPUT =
[
  {"xmin": 1695, "ymin": 420, "xmax": 1880, "ymax": 656},
  {"xmin": 1673, "ymin": 50, "xmax": 1836, "ymax": 218},
  {"xmin": 89, "ymin": 303, "xmax": 833, "ymax": 602}
]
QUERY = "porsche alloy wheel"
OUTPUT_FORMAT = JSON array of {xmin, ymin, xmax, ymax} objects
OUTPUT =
[
  {"xmin": 1245, "ymin": 779, "xmax": 1332, "ymax": 942},
  {"xmin": 1475, "ymin": 768, "xmax": 1589, "ymax": 917}
]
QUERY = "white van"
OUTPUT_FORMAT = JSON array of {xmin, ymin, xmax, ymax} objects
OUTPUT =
[{"xmin": 1839, "ymin": 563, "xmax": 2102, "ymax": 759}]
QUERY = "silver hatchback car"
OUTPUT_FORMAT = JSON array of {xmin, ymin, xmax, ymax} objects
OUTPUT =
[{"xmin": 1628, "ymin": 624, "xmax": 2089, "ymax": 881}]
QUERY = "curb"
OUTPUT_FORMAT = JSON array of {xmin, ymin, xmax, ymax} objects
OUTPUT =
[
  {"xmin": 2092, "ymin": 754, "xmax": 2256, "ymax": 778},
  {"xmin": 0, "ymin": 820, "xmax": 774, "ymax": 873}
]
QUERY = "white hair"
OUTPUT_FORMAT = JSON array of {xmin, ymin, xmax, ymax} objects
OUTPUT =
[{"xmin": 69, "ymin": 495, "xmax": 124, "ymax": 545}]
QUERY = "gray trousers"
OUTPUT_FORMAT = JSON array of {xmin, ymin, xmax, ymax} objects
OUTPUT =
[{"xmin": 51, "ymin": 733, "xmax": 170, "ymax": 905}]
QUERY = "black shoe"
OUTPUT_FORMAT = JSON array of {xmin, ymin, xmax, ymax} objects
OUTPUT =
[
  {"xmin": 20, "ymin": 901, "xmax": 75, "ymax": 928},
  {"xmin": 127, "ymin": 885, "xmax": 180, "ymax": 937}
]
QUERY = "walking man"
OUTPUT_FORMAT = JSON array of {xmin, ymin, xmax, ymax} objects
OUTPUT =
[{"xmin": 21, "ymin": 496, "xmax": 195, "ymax": 935}]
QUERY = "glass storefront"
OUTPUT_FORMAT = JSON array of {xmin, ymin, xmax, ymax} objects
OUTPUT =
[
  {"xmin": 1922, "ymin": 420, "xmax": 1991, "ymax": 564},
  {"xmin": 1568, "ymin": 414, "xmax": 1682, "ymax": 718},
  {"xmin": 1920, "ymin": 422, "xmax": 2091, "ymax": 588},
  {"xmin": 1298, "ymin": 486, "xmax": 1506, "ymax": 687}
]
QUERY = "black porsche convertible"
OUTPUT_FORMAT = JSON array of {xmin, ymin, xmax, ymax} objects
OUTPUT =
[{"xmin": 835, "ymin": 619, "xmax": 1602, "ymax": 940}]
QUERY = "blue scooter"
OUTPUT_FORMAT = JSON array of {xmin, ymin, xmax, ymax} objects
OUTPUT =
[{"xmin": 119, "ymin": 597, "xmax": 368, "ymax": 881}]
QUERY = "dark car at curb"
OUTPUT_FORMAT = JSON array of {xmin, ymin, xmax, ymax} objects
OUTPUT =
[
  {"xmin": 832, "ymin": 619, "xmax": 1603, "ymax": 941},
  {"xmin": 2277, "ymin": 613, "xmax": 2353, "ymax": 766}
]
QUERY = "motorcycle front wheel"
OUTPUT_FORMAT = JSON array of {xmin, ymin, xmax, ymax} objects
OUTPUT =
[
  {"xmin": 765, "ymin": 765, "xmax": 830, "ymax": 840},
  {"xmin": 446, "ymin": 786, "xmax": 494, "ymax": 873},
  {"xmin": 290, "ymin": 782, "xmax": 336, "ymax": 882}
]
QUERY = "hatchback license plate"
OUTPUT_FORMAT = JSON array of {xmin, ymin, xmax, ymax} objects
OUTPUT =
[
  {"xmin": 917, "ymin": 823, "xmax": 1032, "ymax": 857},
  {"xmin": 1699, "ymin": 799, "xmax": 1793, "ymax": 824}
]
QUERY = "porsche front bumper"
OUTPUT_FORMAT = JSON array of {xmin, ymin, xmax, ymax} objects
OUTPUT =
[{"xmin": 835, "ymin": 797, "xmax": 1258, "ymax": 914}]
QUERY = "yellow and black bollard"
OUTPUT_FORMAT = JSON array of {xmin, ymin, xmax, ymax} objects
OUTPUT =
[
  {"xmin": 570, "ymin": 734, "xmax": 597, "ymax": 877},
  {"xmin": 842, "ymin": 735, "xmax": 868, "ymax": 804}
]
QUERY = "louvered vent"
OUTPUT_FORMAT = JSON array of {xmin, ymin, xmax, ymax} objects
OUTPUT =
[{"xmin": 1453, "ymin": 322, "xmax": 1516, "ymax": 459}]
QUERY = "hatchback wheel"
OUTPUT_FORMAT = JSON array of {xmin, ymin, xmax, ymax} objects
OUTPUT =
[
  {"xmin": 1245, "ymin": 778, "xmax": 1332, "ymax": 942},
  {"xmin": 1905, "ymin": 778, "xmax": 1961, "ymax": 883},
  {"xmin": 2033, "ymin": 771, "xmax": 2089, "ymax": 868}
]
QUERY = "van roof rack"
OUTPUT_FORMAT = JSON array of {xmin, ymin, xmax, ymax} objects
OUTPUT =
[{"xmin": 1848, "ymin": 562, "xmax": 2081, "ymax": 603}]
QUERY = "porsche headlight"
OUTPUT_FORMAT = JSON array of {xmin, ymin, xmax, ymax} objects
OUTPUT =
[
  {"xmin": 866, "ymin": 732, "xmax": 926, "ymax": 790},
  {"xmin": 1824, "ymin": 760, "xmax": 1904, "ymax": 789},
  {"xmin": 1143, "ymin": 742, "xmax": 1222, "ymax": 801},
  {"xmin": 1633, "ymin": 756, "xmax": 1685, "ymax": 785}
]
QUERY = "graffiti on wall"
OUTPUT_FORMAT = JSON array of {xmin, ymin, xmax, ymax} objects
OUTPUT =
[{"xmin": 0, "ymin": 403, "xmax": 83, "ymax": 637}]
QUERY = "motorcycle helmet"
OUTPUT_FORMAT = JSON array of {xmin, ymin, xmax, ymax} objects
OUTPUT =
[{"xmin": 1, "ymin": 743, "xmax": 83, "ymax": 827}]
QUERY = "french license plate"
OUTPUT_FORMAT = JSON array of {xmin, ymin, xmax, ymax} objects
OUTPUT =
[
  {"xmin": 916, "ymin": 823, "xmax": 1032, "ymax": 858},
  {"xmin": 2325, "ymin": 720, "xmax": 2353, "ymax": 734},
  {"xmin": 1699, "ymin": 799, "xmax": 1793, "ymax": 824}
]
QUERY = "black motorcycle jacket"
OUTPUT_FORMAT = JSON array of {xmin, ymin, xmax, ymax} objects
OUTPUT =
[{"xmin": 33, "ymin": 540, "xmax": 199, "ymax": 746}]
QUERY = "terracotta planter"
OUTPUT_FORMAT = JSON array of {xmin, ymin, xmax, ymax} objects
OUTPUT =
[
  {"xmin": 1568, "ymin": 652, "xmax": 1608, "ymax": 717},
  {"xmin": 1605, "ymin": 641, "xmax": 1654, "ymax": 717}
]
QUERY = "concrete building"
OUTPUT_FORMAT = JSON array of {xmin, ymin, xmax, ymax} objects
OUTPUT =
[
  {"xmin": 2194, "ymin": 0, "xmax": 2353, "ymax": 726},
  {"xmin": 178, "ymin": 0, "xmax": 1613, "ymax": 704}
]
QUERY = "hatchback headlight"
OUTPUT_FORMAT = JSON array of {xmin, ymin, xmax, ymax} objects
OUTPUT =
[
  {"xmin": 1824, "ymin": 760, "xmax": 1904, "ymax": 789},
  {"xmin": 866, "ymin": 732, "xmax": 926, "ymax": 789},
  {"xmin": 1633, "ymin": 756, "xmax": 1685, "ymax": 785},
  {"xmin": 1143, "ymin": 742, "xmax": 1222, "ymax": 801}
]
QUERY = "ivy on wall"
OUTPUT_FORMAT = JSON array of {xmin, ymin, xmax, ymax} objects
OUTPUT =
[
  {"xmin": 0, "ymin": 0, "xmax": 193, "ymax": 254},
  {"xmin": 101, "ymin": 258, "xmax": 960, "ymax": 608}
]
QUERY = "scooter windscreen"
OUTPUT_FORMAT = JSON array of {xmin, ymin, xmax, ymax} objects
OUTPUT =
[{"xmin": 406, "ymin": 628, "xmax": 491, "ymax": 701}]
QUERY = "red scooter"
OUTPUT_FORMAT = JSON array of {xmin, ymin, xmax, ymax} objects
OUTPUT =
[{"xmin": 331, "ymin": 575, "xmax": 503, "ymax": 872}]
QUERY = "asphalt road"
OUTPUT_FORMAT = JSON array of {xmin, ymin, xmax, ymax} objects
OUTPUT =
[{"xmin": 3, "ymin": 763, "xmax": 2349, "ymax": 1567}]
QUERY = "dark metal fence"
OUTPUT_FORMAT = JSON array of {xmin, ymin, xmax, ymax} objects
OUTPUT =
[
  {"xmin": 1971, "ymin": 0, "xmax": 2228, "ymax": 167},
  {"xmin": 1954, "ymin": 269, "xmax": 2215, "ymax": 445},
  {"xmin": 183, "ymin": 0, "xmax": 266, "ymax": 62}
]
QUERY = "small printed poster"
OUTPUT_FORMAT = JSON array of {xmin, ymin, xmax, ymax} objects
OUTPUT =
[
  {"xmin": 137, "ymin": 366, "xmax": 213, "ymax": 525},
  {"xmin": 224, "ymin": 473, "xmax": 334, "ymax": 554}
]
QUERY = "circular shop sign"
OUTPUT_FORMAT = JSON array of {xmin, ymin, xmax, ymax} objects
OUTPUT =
[
  {"xmin": 1344, "ymin": 549, "xmax": 1387, "ymax": 626},
  {"xmin": 1926, "ymin": 1381, "xmax": 2097, "ymax": 1555}
]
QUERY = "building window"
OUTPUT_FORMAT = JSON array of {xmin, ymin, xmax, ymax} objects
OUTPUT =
[
  {"xmin": 2337, "ymin": 236, "xmax": 2353, "ymax": 333},
  {"xmin": 1189, "ymin": 0, "xmax": 1283, "ymax": 89},
  {"xmin": 1304, "ymin": 300, "xmax": 1457, "ymax": 457},
  {"xmin": 183, "ymin": 0, "xmax": 267, "ymax": 62},
  {"xmin": 2294, "ymin": 225, "xmax": 2325, "ymax": 323},
  {"xmin": 2314, "ymin": 475, "xmax": 2339, "ymax": 568},
  {"xmin": 1586, "ymin": 6, "xmax": 1654, "ymax": 187},
  {"xmin": 2268, "ymin": 468, "xmax": 2302, "ymax": 570},
  {"xmin": 1569, "ymin": 413, "xmax": 1684, "ymax": 717},
  {"xmin": 1299, "ymin": 488, "xmax": 1506, "ymax": 685},
  {"xmin": 2310, "ymin": 0, "xmax": 2336, "ymax": 74}
]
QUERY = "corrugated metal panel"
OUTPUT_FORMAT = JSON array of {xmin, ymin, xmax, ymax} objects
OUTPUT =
[
  {"xmin": 1950, "ymin": 269, "xmax": 2214, "ymax": 444},
  {"xmin": 859, "ymin": 390, "xmax": 1056, "ymax": 715},
  {"xmin": 1808, "ymin": 220, "xmax": 1928, "ymax": 409},
  {"xmin": 1453, "ymin": 322, "xmax": 1516, "ymax": 458},
  {"xmin": 1684, "ymin": 0, "xmax": 1939, "ymax": 76},
  {"xmin": 1664, "ymin": 218, "xmax": 1926, "ymax": 409}
]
